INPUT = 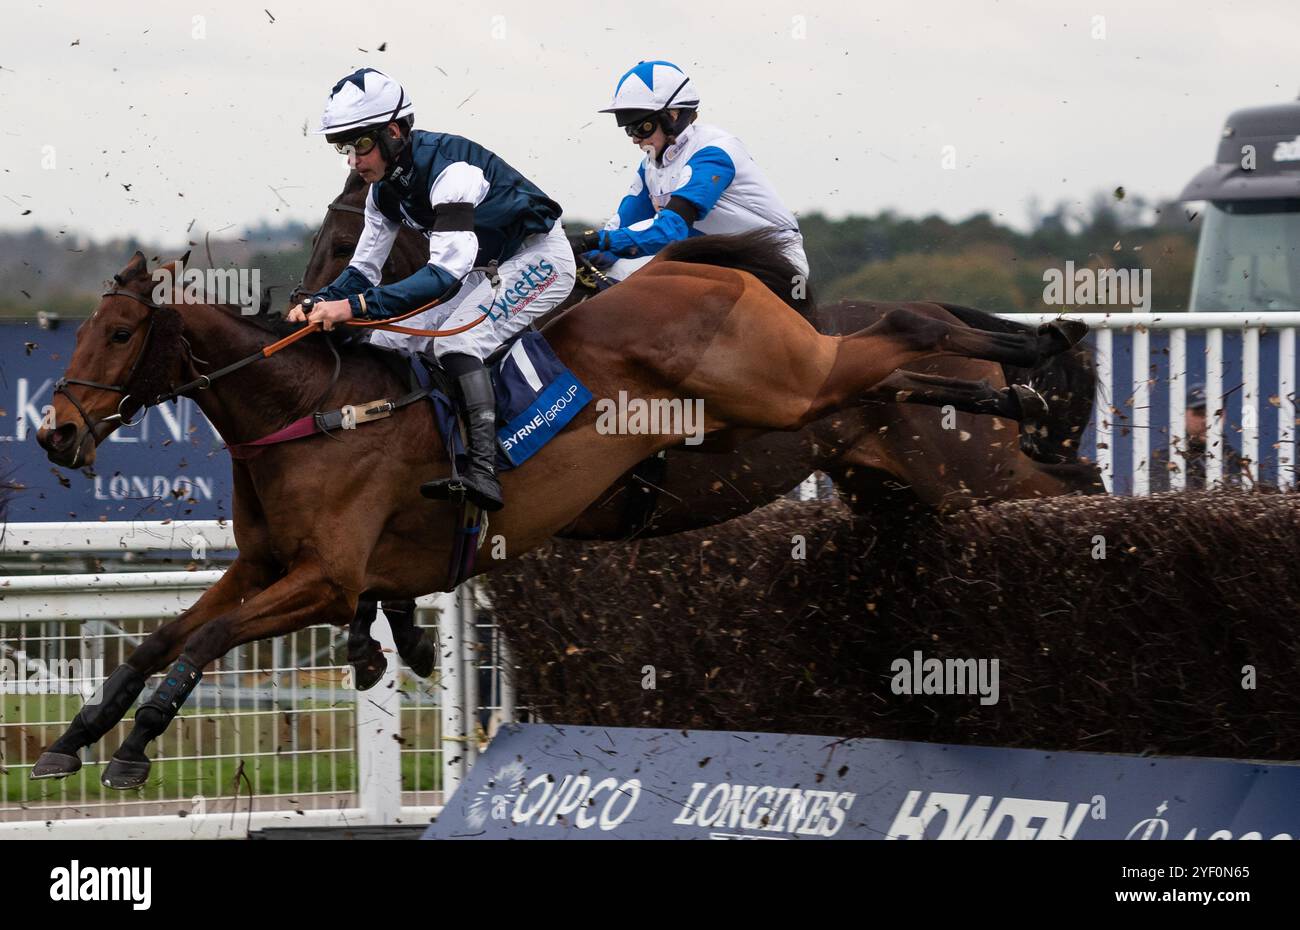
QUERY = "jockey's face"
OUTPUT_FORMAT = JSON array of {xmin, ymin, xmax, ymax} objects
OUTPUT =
[
  {"xmin": 630, "ymin": 111, "xmax": 677, "ymax": 160},
  {"xmin": 348, "ymin": 122, "xmax": 404, "ymax": 183}
]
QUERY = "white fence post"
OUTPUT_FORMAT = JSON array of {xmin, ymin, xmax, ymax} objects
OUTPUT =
[
  {"xmin": 436, "ymin": 590, "xmax": 466, "ymax": 800},
  {"xmin": 461, "ymin": 585, "xmax": 480, "ymax": 770},
  {"xmin": 356, "ymin": 612, "xmax": 402, "ymax": 825}
]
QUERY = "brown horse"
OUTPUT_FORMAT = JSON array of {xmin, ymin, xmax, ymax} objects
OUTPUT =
[
  {"xmin": 295, "ymin": 173, "xmax": 1101, "ymax": 543},
  {"xmin": 32, "ymin": 240, "xmax": 1085, "ymax": 788}
]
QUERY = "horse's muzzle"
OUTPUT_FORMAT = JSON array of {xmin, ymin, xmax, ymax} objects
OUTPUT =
[{"xmin": 37, "ymin": 422, "xmax": 96, "ymax": 468}]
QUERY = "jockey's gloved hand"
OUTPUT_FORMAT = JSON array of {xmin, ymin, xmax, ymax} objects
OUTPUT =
[
  {"xmin": 570, "ymin": 229, "xmax": 604, "ymax": 254},
  {"xmin": 581, "ymin": 249, "xmax": 618, "ymax": 270}
]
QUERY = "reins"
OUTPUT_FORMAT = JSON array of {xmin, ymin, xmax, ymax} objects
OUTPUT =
[{"xmin": 64, "ymin": 280, "xmax": 486, "ymax": 433}]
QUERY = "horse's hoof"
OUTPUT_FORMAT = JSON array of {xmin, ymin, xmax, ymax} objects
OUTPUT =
[
  {"xmin": 101, "ymin": 755, "xmax": 151, "ymax": 790},
  {"xmin": 30, "ymin": 752, "xmax": 81, "ymax": 780},
  {"xmin": 1008, "ymin": 384, "xmax": 1049, "ymax": 422},
  {"xmin": 405, "ymin": 634, "xmax": 438, "ymax": 680},
  {"xmin": 351, "ymin": 655, "xmax": 387, "ymax": 691},
  {"xmin": 1038, "ymin": 319, "xmax": 1089, "ymax": 354}
]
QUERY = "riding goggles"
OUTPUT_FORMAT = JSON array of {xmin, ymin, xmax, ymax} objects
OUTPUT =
[
  {"xmin": 334, "ymin": 130, "xmax": 381, "ymax": 157},
  {"xmin": 624, "ymin": 117, "xmax": 660, "ymax": 141}
]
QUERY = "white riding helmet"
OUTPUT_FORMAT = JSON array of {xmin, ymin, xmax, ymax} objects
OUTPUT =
[
  {"xmin": 598, "ymin": 60, "xmax": 699, "ymax": 125},
  {"xmin": 316, "ymin": 68, "xmax": 415, "ymax": 138}
]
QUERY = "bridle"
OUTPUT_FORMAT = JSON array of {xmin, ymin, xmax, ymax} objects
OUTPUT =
[
  {"xmin": 54, "ymin": 285, "xmax": 341, "ymax": 446},
  {"xmin": 288, "ymin": 199, "xmax": 368, "ymax": 306},
  {"xmin": 53, "ymin": 287, "xmax": 179, "ymax": 435},
  {"xmin": 50, "ymin": 249, "xmax": 477, "ymax": 459}
]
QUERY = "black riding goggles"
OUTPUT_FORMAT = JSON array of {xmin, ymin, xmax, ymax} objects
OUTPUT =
[
  {"xmin": 624, "ymin": 117, "xmax": 661, "ymax": 141},
  {"xmin": 334, "ymin": 130, "xmax": 381, "ymax": 157}
]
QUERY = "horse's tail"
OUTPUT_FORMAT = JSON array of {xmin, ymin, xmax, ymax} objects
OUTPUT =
[{"xmin": 936, "ymin": 302, "xmax": 1096, "ymax": 465}]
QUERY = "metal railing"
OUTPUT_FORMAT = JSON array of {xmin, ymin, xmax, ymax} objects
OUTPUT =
[
  {"xmin": 1012, "ymin": 312, "xmax": 1299, "ymax": 494},
  {"xmin": 0, "ymin": 522, "xmax": 508, "ymax": 838}
]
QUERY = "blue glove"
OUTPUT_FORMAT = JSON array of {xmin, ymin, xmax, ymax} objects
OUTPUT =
[{"xmin": 580, "ymin": 249, "xmax": 618, "ymax": 270}]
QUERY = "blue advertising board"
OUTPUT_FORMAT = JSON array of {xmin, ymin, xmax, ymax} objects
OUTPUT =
[
  {"xmin": 425, "ymin": 724, "xmax": 1300, "ymax": 840},
  {"xmin": 0, "ymin": 320, "xmax": 233, "ymax": 522}
]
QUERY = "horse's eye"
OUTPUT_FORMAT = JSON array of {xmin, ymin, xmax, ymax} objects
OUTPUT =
[
  {"xmin": 111, "ymin": 328, "xmax": 132, "ymax": 344},
  {"xmin": 332, "ymin": 243, "xmax": 355, "ymax": 259}
]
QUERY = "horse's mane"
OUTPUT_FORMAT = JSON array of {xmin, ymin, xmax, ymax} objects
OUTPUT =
[
  {"xmin": 219, "ymin": 303, "xmax": 301, "ymax": 339},
  {"xmin": 656, "ymin": 229, "xmax": 815, "ymax": 319}
]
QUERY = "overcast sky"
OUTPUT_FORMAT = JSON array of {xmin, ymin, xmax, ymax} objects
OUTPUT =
[{"xmin": 2, "ymin": 0, "xmax": 1298, "ymax": 244}]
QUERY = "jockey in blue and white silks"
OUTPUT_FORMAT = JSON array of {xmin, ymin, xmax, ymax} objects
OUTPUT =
[
  {"xmin": 290, "ymin": 68, "xmax": 576, "ymax": 512},
  {"xmin": 575, "ymin": 60, "xmax": 808, "ymax": 283}
]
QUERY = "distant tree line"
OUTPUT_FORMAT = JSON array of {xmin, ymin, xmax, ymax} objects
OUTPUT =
[{"xmin": 0, "ymin": 190, "xmax": 1200, "ymax": 318}]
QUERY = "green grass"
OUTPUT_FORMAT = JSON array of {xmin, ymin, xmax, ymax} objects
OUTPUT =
[{"xmin": 2, "ymin": 692, "xmax": 445, "ymax": 811}]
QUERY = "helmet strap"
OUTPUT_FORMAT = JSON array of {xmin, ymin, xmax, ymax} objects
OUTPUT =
[
  {"xmin": 655, "ymin": 79, "xmax": 695, "ymax": 146},
  {"xmin": 378, "ymin": 89, "xmax": 412, "ymax": 182}
]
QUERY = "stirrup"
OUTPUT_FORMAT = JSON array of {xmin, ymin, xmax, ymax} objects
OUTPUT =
[{"xmin": 421, "ymin": 476, "xmax": 467, "ymax": 501}]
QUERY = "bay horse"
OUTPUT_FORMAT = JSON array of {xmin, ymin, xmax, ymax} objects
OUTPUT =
[
  {"xmin": 298, "ymin": 174, "xmax": 1104, "ymax": 689},
  {"xmin": 32, "ymin": 242, "xmax": 1085, "ymax": 789}
]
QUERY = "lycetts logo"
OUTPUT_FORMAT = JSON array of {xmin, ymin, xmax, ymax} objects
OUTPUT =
[{"xmin": 479, "ymin": 261, "xmax": 557, "ymax": 322}]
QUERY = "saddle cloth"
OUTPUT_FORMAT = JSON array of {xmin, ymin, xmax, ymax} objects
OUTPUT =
[{"xmin": 411, "ymin": 329, "xmax": 593, "ymax": 472}]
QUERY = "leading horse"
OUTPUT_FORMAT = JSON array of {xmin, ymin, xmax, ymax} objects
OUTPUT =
[{"xmin": 32, "ymin": 238, "xmax": 1085, "ymax": 788}]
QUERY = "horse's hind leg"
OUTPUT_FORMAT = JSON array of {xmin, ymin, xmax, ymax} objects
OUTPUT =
[
  {"xmin": 101, "ymin": 560, "xmax": 357, "ymax": 790},
  {"xmin": 30, "ymin": 558, "xmax": 275, "ymax": 780}
]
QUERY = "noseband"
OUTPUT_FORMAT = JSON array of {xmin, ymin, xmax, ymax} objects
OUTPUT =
[{"xmin": 53, "ymin": 288, "xmax": 180, "ymax": 434}]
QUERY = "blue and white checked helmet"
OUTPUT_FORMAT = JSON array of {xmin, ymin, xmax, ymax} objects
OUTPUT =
[
  {"xmin": 599, "ymin": 60, "xmax": 699, "ymax": 125},
  {"xmin": 316, "ymin": 68, "xmax": 415, "ymax": 138}
]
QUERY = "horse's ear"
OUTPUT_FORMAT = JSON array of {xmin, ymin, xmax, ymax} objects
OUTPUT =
[{"xmin": 114, "ymin": 250, "xmax": 149, "ymax": 285}]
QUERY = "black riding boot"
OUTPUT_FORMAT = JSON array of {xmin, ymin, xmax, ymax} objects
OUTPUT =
[{"xmin": 421, "ymin": 355, "xmax": 504, "ymax": 512}]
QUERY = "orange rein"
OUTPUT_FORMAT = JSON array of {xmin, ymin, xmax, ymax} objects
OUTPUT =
[{"xmin": 260, "ymin": 296, "xmax": 487, "ymax": 358}]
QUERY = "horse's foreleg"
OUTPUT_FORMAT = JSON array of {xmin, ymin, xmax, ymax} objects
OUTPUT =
[
  {"xmin": 684, "ymin": 296, "xmax": 1085, "ymax": 434},
  {"xmin": 347, "ymin": 598, "xmax": 386, "ymax": 691},
  {"xmin": 798, "ymin": 311, "xmax": 1085, "ymax": 427},
  {"xmin": 380, "ymin": 599, "xmax": 436, "ymax": 679},
  {"xmin": 100, "ymin": 561, "xmax": 358, "ymax": 790},
  {"xmin": 869, "ymin": 370, "xmax": 1049, "ymax": 424},
  {"xmin": 30, "ymin": 557, "xmax": 276, "ymax": 781}
]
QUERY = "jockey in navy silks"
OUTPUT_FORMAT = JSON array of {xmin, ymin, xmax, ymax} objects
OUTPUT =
[
  {"xmin": 291, "ymin": 68, "xmax": 576, "ymax": 512},
  {"xmin": 574, "ymin": 60, "xmax": 808, "ymax": 283}
]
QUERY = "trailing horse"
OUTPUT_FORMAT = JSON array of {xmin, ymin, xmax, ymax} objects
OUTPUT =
[
  {"xmin": 32, "ymin": 242, "xmax": 1085, "ymax": 789},
  {"xmin": 301, "ymin": 174, "xmax": 1104, "ymax": 689}
]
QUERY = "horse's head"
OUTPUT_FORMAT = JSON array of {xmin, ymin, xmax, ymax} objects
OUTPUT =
[
  {"xmin": 37, "ymin": 251, "xmax": 188, "ymax": 467},
  {"xmin": 290, "ymin": 171, "xmax": 428, "ymax": 308}
]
